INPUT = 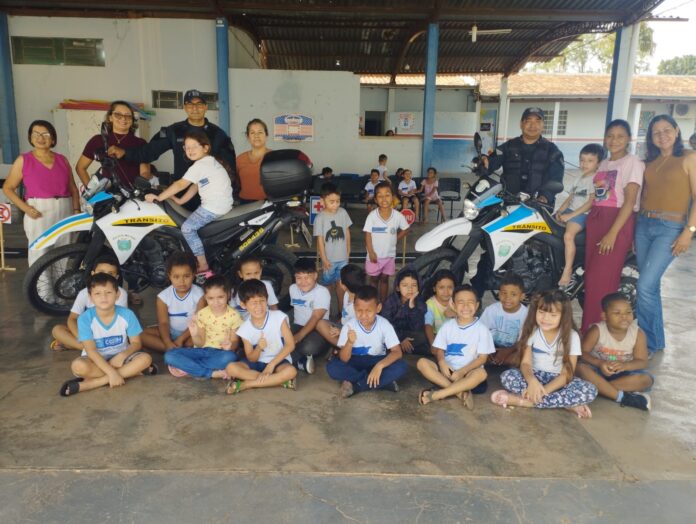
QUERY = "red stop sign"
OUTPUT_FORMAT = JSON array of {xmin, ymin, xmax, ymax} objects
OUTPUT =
[{"xmin": 401, "ymin": 208, "xmax": 416, "ymax": 225}]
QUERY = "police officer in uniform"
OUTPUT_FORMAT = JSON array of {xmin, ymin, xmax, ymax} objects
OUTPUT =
[{"xmin": 108, "ymin": 89, "xmax": 236, "ymax": 210}]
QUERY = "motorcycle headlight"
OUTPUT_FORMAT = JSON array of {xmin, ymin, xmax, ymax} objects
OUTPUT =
[{"xmin": 463, "ymin": 199, "xmax": 479, "ymax": 220}]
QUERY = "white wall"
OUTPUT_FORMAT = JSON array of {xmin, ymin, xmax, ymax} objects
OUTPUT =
[
  {"xmin": 8, "ymin": 15, "xmax": 220, "ymax": 173},
  {"xmin": 229, "ymin": 26, "xmax": 261, "ymax": 69}
]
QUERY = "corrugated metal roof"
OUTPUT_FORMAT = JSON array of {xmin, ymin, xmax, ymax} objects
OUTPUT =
[{"xmin": 3, "ymin": 0, "xmax": 666, "ymax": 75}]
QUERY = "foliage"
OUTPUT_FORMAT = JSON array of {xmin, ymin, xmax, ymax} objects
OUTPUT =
[{"xmin": 657, "ymin": 55, "xmax": 696, "ymax": 75}]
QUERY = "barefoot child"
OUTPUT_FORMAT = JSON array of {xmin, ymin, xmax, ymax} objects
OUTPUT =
[
  {"xmin": 417, "ymin": 285, "xmax": 494, "ymax": 409},
  {"xmin": 229, "ymin": 254, "xmax": 279, "ymax": 320},
  {"xmin": 59, "ymin": 273, "xmax": 154, "ymax": 397},
  {"xmin": 314, "ymin": 182, "xmax": 352, "ymax": 309},
  {"xmin": 363, "ymin": 181, "xmax": 410, "ymax": 302},
  {"xmin": 141, "ymin": 252, "xmax": 205, "ymax": 352},
  {"xmin": 577, "ymin": 292, "xmax": 653, "ymax": 411},
  {"xmin": 381, "ymin": 267, "xmax": 428, "ymax": 355},
  {"xmin": 480, "ymin": 272, "xmax": 528, "ymax": 366},
  {"xmin": 225, "ymin": 280, "xmax": 297, "ymax": 394},
  {"xmin": 424, "ymin": 269, "xmax": 457, "ymax": 347},
  {"xmin": 420, "ymin": 167, "xmax": 447, "ymax": 223},
  {"xmin": 145, "ymin": 128, "xmax": 234, "ymax": 277},
  {"xmin": 164, "ymin": 275, "xmax": 242, "ymax": 379},
  {"xmin": 51, "ymin": 255, "xmax": 128, "ymax": 351},
  {"xmin": 556, "ymin": 144, "xmax": 603, "ymax": 287},
  {"xmin": 326, "ymin": 285, "xmax": 408, "ymax": 398},
  {"xmin": 491, "ymin": 289, "xmax": 598, "ymax": 418}
]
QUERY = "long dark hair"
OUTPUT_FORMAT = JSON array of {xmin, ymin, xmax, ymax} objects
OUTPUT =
[
  {"xmin": 184, "ymin": 128, "xmax": 240, "ymax": 198},
  {"xmin": 645, "ymin": 114, "xmax": 685, "ymax": 163},
  {"xmin": 516, "ymin": 289, "xmax": 577, "ymax": 382},
  {"xmin": 104, "ymin": 100, "xmax": 138, "ymax": 134}
]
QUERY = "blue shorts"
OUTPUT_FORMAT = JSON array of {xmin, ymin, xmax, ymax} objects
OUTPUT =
[
  {"xmin": 319, "ymin": 259, "xmax": 348, "ymax": 285},
  {"xmin": 562, "ymin": 209, "xmax": 587, "ymax": 228},
  {"xmin": 587, "ymin": 364, "xmax": 654, "ymax": 391},
  {"xmin": 242, "ymin": 359, "xmax": 292, "ymax": 372}
]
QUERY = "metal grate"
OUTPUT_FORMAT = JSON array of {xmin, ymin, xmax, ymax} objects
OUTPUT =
[{"xmin": 11, "ymin": 37, "xmax": 105, "ymax": 67}]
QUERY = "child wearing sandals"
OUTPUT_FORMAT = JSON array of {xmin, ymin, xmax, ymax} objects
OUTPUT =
[
  {"xmin": 59, "ymin": 273, "xmax": 155, "ymax": 397},
  {"xmin": 229, "ymin": 254, "xmax": 279, "ymax": 320},
  {"xmin": 417, "ymin": 285, "xmax": 494, "ymax": 409},
  {"xmin": 164, "ymin": 275, "xmax": 242, "ymax": 379},
  {"xmin": 51, "ymin": 255, "xmax": 128, "ymax": 351},
  {"xmin": 576, "ymin": 292, "xmax": 653, "ymax": 411},
  {"xmin": 491, "ymin": 289, "xmax": 598, "ymax": 418},
  {"xmin": 141, "ymin": 251, "xmax": 205, "ymax": 352},
  {"xmin": 225, "ymin": 279, "xmax": 297, "ymax": 395}
]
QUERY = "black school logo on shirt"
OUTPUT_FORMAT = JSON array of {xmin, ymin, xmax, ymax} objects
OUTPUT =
[{"xmin": 325, "ymin": 220, "xmax": 345, "ymax": 243}]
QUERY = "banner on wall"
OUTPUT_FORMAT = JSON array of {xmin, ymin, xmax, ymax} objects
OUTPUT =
[
  {"xmin": 274, "ymin": 114, "xmax": 314, "ymax": 142},
  {"xmin": 398, "ymin": 112, "xmax": 415, "ymax": 129}
]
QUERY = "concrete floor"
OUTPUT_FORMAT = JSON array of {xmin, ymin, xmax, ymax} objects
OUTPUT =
[{"xmin": 1, "ymin": 198, "xmax": 696, "ymax": 523}]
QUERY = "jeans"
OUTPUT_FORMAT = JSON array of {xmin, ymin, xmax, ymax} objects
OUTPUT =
[
  {"xmin": 501, "ymin": 368, "xmax": 598, "ymax": 408},
  {"xmin": 164, "ymin": 347, "xmax": 238, "ymax": 378},
  {"xmin": 181, "ymin": 206, "xmax": 220, "ymax": 257},
  {"xmin": 326, "ymin": 355, "xmax": 409, "ymax": 393},
  {"xmin": 634, "ymin": 214, "xmax": 683, "ymax": 351}
]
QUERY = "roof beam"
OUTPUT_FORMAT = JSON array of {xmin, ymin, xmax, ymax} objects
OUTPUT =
[{"xmin": 390, "ymin": 28, "xmax": 426, "ymax": 84}]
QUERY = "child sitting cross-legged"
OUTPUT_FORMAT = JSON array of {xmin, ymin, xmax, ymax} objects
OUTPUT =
[
  {"xmin": 326, "ymin": 285, "xmax": 408, "ymax": 398},
  {"xmin": 140, "ymin": 251, "xmax": 205, "ymax": 352},
  {"xmin": 164, "ymin": 275, "xmax": 242, "ymax": 379},
  {"xmin": 576, "ymin": 292, "xmax": 653, "ymax": 411},
  {"xmin": 381, "ymin": 267, "xmax": 429, "ymax": 355},
  {"xmin": 225, "ymin": 279, "xmax": 297, "ymax": 395},
  {"xmin": 480, "ymin": 272, "xmax": 528, "ymax": 367},
  {"xmin": 424, "ymin": 269, "xmax": 457, "ymax": 348},
  {"xmin": 59, "ymin": 273, "xmax": 155, "ymax": 397},
  {"xmin": 51, "ymin": 254, "xmax": 128, "ymax": 351},
  {"xmin": 491, "ymin": 289, "xmax": 598, "ymax": 419},
  {"xmin": 417, "ymin": 285, "xmax": 494, "ymax": 409},
  {"xmin": 229, "ymin": 254, "xmax": 279, "ymax": 321}
]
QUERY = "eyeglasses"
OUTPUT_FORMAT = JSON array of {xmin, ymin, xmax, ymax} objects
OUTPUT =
[
  {"xmin": 31, "ymin": 131, "xmax": 52, "ymax": 139},
  {"xmin": 185, "ymin": 102, "xmax": 206, "ymax": 108},
  {"xmin": 112, "ymin": 112, "xmax": 134, "ymax": 121}
]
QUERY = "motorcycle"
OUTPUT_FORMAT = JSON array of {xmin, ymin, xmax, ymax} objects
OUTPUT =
[
  {"xmin": 412, "ymin": 133, "xmax": 638, "ymax": 307},
  {"xmin": 24, "ymin": 144, "xmax": 313, "ymax": 315}
]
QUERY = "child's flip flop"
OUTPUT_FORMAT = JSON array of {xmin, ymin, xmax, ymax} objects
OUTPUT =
[
  {"xmin": 59, "ymin": 378, "xmax": 83, "ymax": 397},
  {"xmin": 143, "ymin": 364, "xmax": 159, "ymax": 376},
  {"xmin": 418, "ymin": 388, "xmax": 434, "ymax": 406},
  {"xmin": 225, "ymin": 379, "xmax": 242, "ymax": 395},
  {"xmin": 49, "ymin": 339, "xmax": 66, "ymax": 352}
]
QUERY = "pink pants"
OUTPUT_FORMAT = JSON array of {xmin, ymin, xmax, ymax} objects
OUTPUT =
[{"xmin": 582, "ymin": 206, "xmax": 636, "ymax": 333}]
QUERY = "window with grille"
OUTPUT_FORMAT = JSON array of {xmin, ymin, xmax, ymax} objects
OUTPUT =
[
  {"xmin": 151, "ymin": 90, "xmax": 219, "ymax": 110},
  {"xmin": 12, "ymin": 37, "xmax": 105, "ymax": 66},
  {"xmin": 543, "ymin": 109, "xmax": 568, "ymax": 136}
]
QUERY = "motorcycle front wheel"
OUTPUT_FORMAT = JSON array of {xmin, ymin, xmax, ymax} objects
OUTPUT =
[
  {"xmin": 23, "ymin": 243, "xmax": 90, "ymax": 316},
  {"xmin": 412, "ymin": 247, "xmax": 463, "ymax": 290}
]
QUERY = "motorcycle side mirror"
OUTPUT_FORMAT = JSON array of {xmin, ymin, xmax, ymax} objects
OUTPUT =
[{"xmin": 538, "ymin": 180, "xmax": 564, "ymax": 195}]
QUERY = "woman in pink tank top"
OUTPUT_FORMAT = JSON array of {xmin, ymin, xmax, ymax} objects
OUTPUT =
[{"xmin": 3, "ymin": 120, "xmax": 80, "ymax": 265}]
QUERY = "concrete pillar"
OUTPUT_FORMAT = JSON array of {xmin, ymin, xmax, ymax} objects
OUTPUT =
[
  {"xmin": 606, "ymin": 24, "xmax": 639, "ymax": 126},
  {"xmin": 0, "ymin": 13, "xmax": 20, "ymax": 163},
  {"xmin": 631, "ymin": 101, "xmax": 642, "ymax": 154},
  {"xmin": 216, "ymin": 18, "xmax": 230, "ymax": 134},
  {"xmin": 498, "ymin": 77, "xmax": 509, "ymax": 142},
  {"xmin": 475, "ymin": 98, "xmax": 482, "ymax": 135},
  {"xmin": 551, "ymin": 101, "xmax": 561, "ymax": 140},
  {"xmin": 421, "ymin": 23, "xmax": 438, "ymax": 176},
  {"xmin": 387, "ymin": 88, "xmax": 395, "ymax": 134}
]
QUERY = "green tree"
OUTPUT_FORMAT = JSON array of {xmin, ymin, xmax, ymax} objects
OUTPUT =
[
  {"xmin": 658, "ymin": 55, "xmax": 696, "ymax": 75},
  {"xmin": 527, "ymin": 22, "xmax": 655, "ymax": 73}
]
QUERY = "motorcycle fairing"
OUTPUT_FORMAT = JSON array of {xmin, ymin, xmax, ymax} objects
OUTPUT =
[
  {"xmin": 415, "ymin": 217, "xmax": 473, "ymax": 252},
  {"xmin": 29, "ymin": 212, "xmax": 94, "ymax": 251}
]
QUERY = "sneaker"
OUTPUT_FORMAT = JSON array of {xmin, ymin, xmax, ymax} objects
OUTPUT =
[
  {"xmin": 382, "ymin": 381, "xmax": 399, "ymax": 393},
  {"xmin": 339, "ymin": 380, "xmax": 354, "ymax": 398},
  {"xmin": 297, "ymin": 355, "xmax": 315, "ymax": 374},
  {"xmin": 620, "ymin": 392, "xmax": 651, "ymax": 411}
]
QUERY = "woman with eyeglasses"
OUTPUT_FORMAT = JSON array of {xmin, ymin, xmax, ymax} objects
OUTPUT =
[
  {"xmin": 76, "ymin": 100, "xmax": 151, "ymax": 187},
  {"xmin": 3, "ymin": 120, "xmax": 80, "ymax": 266},
  {"xmin": 635, "ymin": 115, "xmax": 696, "ymax": 356},
  {"xmin": 582, "ymin": 120, "xmax": 644, "ymax": 333}
]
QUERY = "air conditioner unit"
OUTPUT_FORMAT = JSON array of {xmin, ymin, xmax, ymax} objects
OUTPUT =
[{"xmin": 673, "ymin": 103, "xmax": 696, "ymax": 119}]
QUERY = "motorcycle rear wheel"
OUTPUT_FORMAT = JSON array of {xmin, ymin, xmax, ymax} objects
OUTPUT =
[
  {"xmin": 257, "ymin": 244, "xmax": 297, "ymax": 310},
  {"xmin": 412, "ymin": 247, "xmax": 463, "ymax": 289},
  {"xmin": 23, "ymin": 243, "xmax": 90, "ymax": 316}
]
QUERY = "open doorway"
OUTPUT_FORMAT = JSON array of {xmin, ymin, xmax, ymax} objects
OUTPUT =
[{"xmin": 364, "ymin": 111, "xmax": 385, "ymax": 136}]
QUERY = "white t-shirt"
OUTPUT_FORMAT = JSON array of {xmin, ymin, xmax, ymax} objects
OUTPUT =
[
  {"xmin": 157, "ymin": 284, "xmax": 204, "ymax": 338},
  {"xmin": 362, "ymin": 209, "xmax": 410, "ymax": 259},
  {"xmin": 341, "ymin": 293, "xmax": 355, "ymax": 326},
  {"xmin": 527, "ymin": 328, "xmax": 581, "ymax": 374},
  {"xmin": 568, "ymin": 173, "xmax": 595, "ymax": 212},
  {"xmin": 376, "ymin": 165, "xmax": 388, "ymax": 180},
  {"xmin": 182, "ymin": 155, "xmax": 234, "ymax": 215},
  {"xmin": 480, "ymin": 302, "xmax": 529, "ymax": 348},
  {"xmin": 398, "ymin": 179, "xmax": 417, "ymax": 195},
  {"xmin": 290, "ymin": 283, "xmax": 331, "ymax": 325},
  {"xmin": 77, "ymin": 305, "xmax": 142, "ymax": 359},
  {"xmin": 71, "ymin": 286, "xmax": 128, "ymax": 315},
  {"xmin": 236, "ymin": 310, "xmax": 292, "ymax": 364},
  {"xmin": 338, "ymin": 316, "xmax": 400, "ymax": 357},
  {"xmin": 432, "ymin": 318, "xmax": 495, "ymax": 370},
  {"xmin": 364, "ymin": 181, "xmax": 377, "ymax": 198},
  {"xmin": 229, "ymin": 280, "xmax": 279, "ymax": 321}
]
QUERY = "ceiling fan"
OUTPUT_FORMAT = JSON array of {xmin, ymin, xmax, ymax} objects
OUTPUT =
[{"xmin": 469, "ymin": 24, "xmax": 512, "ymax": 42}]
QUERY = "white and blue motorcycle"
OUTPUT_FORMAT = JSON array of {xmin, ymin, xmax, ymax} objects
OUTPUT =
[{"xmin": 413, "ymin": 134, "xmax": 638, "ymax": 306}]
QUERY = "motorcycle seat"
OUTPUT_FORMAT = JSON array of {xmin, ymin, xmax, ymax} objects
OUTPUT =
[
  {"xmin": 541, "ymin": 208, "xmax": 586, "ymax": 246},
  {"xmin": 163, "ymin": 200, "xmax": 269, "ymax": 235}
]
